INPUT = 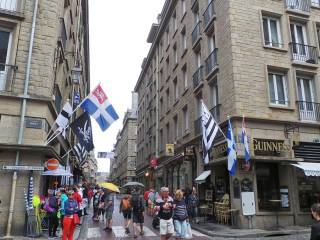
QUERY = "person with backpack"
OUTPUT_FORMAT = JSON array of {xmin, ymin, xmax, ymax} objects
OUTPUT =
[
  {"xmin": 130, "ymin": 188, "xmax": 144, "ymax": 238},
  {"xmin": 120, "ymin": 193, "xmax": 132, "ymax": 234},
  {"xmin": 173, "ymin": 189, "xmax": 188, "ymax": 240}
]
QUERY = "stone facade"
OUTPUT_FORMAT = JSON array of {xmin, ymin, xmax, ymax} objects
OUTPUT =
[
  {"xmin": 135, "ymin": 0, "xmax": 320, "ymax": 230},
  {"xmin": 0, "ymin": 0, "xmax": 90, "ymax": 236}
]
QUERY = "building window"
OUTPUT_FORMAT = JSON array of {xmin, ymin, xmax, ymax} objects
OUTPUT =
[
  {"xmin": 297, "ymin": 76, "xmax": 315, "ymax": 103},
  {"xmin": 182, "ymin": 65, "xmax": 188, "ymax": 89},
  {"xmin": 196, "ymin": 52, "xmax": 201, "ymax": 68},
  {"xmin": 54, "ymin": 85, "xmax": 62, "ymax": 112},
  {"xmin": 210, "ymin": 82, "xmax": 218, "ymax": 107},
  {"xmin": 256, "ymin": 163, "xmax": 280, "ymax": 211},
  {"xmin": 166, "ymin": 123, "xmax": 170, "ymax": 143},
  {"xmin": 173, "ymin": 115, "xmax": 179, "ymax": 140},
  {"xmin": 268, "ymin": 72, "xmax": 288, "ymax": 106},
  {"xmin": 173, "ymin": 11, "xmax": 177, "ymax": 32},
  {"xmin": 196, "ymin": 96, "xmax": 202, "ymax": 117},
  {"xmin": 290, "ymin": 22, "xmax": 308, "ymax": 58},
  {"xmin": 181, "ymin": 27, "xmax": 187, "ymax": 50},
  {"xmin": 166, "ymin": 88, "xmax": 170, "ymax": 110},
  {"xmin": 160, "ymin": 97, "xmax": 163, "ymax": 116},
  {"xmin": 166, "ymin": 27, "xmax": 170, "ymax": 47},
  {"xmin": 0, "ymin": 29, "xmax": 12, "ymax": 91},
  {"xmin": 173, "ymin": 45, "xmax": 178, "ymax": 64},
  {"xmin": 173, "ymin": 78, "xmax": 179, "ymax": 101},
  {"xmin": 160, "ymin": 129, "xmax": 163, "ymax": 151},
  {"xmin": 208, "ymin": 34, "xmax": 215, "ymax": 52},
  {"xmin": 182, "ymin": 0, "xmax": 186, "ymax": 15},
  {"xmin": 316, "ymin": 25, "xmax": 320, "ymax": 49},
  {"xmin": 183, "ymin": 106, "xmax": 189, "ymax": 133},
  {"xmin": 262, "ymin": 16, "xmax": 282, "ymax": 48}
]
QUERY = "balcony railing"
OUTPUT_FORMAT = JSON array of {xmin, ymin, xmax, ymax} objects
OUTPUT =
[
  {"xmin": 289, "ymin": 43, "xmax": 318, "ymax": 64},
  {"xmin": 297, "ymin": 101, "xmax": 320, "ymax": 122},
  {"xmin": 0, "ymin": 0, "xmax": 23, "ymax": 14},
  {"xmin": 192, "ymin": 21, "xmax": 201, "ymax": 46},
  {"xmin": 203, "ymin": 0, "xmax": 215, "ymax": 28},
  {"xmin": 285, "ymin": 0, "xmax": 311, "ymax": 12},
  {"xmin": 0, "ymin": 63, "xmax": 17, "ymax": 91},
  {"xmin": 194, "ymin": 105, "xmax": 221, "ymax": 135},
  {"xmin": 192, "ymin": 66, "xmax": 203, "ymax": 89},
  {"xmin": 312, "ymin": 0, "xmax": 320, "ymax": 7},
  {"xmin": 205, "ymin": 48, "xmax": 218, "ymax": 75}
]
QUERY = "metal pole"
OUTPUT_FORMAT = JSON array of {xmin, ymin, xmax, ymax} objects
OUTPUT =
[{"xmin": 6, "ymin": 0, "xmax": 39, "ymax": 237}]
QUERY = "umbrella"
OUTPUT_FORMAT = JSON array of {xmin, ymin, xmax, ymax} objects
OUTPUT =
[
  {"xmin": 122, "ymin": 182, "xmax": 145, "ymax": 188},
  {"xmin": 99, "ymin": 182, "xmax": 120, "ymax": 193}
]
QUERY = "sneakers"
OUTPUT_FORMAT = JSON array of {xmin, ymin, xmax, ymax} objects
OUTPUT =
[
  {"xmin": 140, "ymin": 230, "xmax": 144, "ymax": 236},
  {"xmin": 125, "ymin": 227, "xmax": 130, "ymax": 234}
]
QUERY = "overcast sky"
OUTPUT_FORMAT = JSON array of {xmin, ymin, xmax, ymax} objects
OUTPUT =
[{"xmin": 89, "ymin": 1, "xmax": 165, "ymax": 172}]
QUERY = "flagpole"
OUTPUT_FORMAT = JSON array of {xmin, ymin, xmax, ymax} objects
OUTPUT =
[{"xmin": 61, "ymin": 149, "xmax": 73, "ymax": 159}]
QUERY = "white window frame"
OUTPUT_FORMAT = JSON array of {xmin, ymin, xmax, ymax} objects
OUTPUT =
[
  {"xmin": 208, "ymin": 35, "xmax": 215, "ymax": 52},
  {"xmin": 0, "ymin": 28, "xmax": 13, "ymax": 91},
  {"xmin": 290, "ymin": 22, "xmax": 308, "ymax": 58},
  {"xmin": 173, "ymin": 12, "xmax": 177, "ymax": 32},
  {"xmin": 183, "ymin": 66, "xmax": 188, "ymax": 89},
  {"xmin": 173, "ymin": 116, "xmax": 178, "ymax": 140},
  {"xmin": 182, "ymin": 0, "xmax": 186, "ymax": 15},
  {"xmin": 174, "ymin": 46, "xmax": 178, "ymax": 64},
  {"xmin": 210, "ymin": 84, "xmax": 218, "ymax": 107},
  {"xmin": 196, "ymin": 52, "xmax": 201, "ymax": 68},
  {"xmin": 183, "ymin": 107, "xmax": 189, "ymax": 132},
  {"xmin": 297, "ymin": 77, "xmax": 315, "ymax": 102},
  {"xmin": 262, "ymin": 16, "xmax": 282, "ymax": 48},
  {"xmin": 174, "ymin": 79, "xmax": 179, "ymax": 100},
  {"xmin": 182, "ymin": 31, "xmax": 187, "ymax": 50},
  {"xmin": 268, "ymin": 72, "xmax": 288, "ymax": 106}
]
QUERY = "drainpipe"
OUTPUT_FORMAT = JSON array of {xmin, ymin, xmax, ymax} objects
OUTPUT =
[{"xmin": 5, "ymin": 0, "xmax": 39, "ymax": 236}]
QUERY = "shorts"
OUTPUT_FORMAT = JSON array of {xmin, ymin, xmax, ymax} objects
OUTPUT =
[
  {"xmin": 123, "ymin": 211, "xmax": 132, "ymax": 219},
  {"xmin": 160, "ymin": 218, "xmax": 174, "ymax": 235},
  {"xmin": 174, "ymin": 219, "xmax": 187, "ymax": 238},
  {"xmin": 105, "ymin": 209, "xmax": 113, "ymax": 220},
  {"xmin": 132, "ymin": 211, "xmax": 144, "ymax": 223}
]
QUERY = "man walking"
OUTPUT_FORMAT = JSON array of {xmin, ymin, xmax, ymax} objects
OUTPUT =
[
  {"xmin": 102, "ymin": 189, "xmax": 114, "ymax": 232},
  {"xmin": 155, "ymin": 187, "xmax": 174, "ymax": 240},
  {"xmin": 119, "ymin": 193, "xmax": 132, "ymax": 234},
  {"xmin": 131, "ymin": 188, "xmax": 144, "ymax": 238}
]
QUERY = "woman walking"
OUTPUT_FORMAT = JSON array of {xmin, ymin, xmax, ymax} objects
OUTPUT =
[
  {"xmin": 173, "ymin": 189, "xmax": 188, "ymax": 240},
  {"xmin": 311, "ymin": 203, "xmax": 320, "ymax": 240},
  {"xmin": 186, "ymin": 187, "xmax": 199, "ymax": 223},
  {"xmin": 62, "ymin": 190, "xmax": 79, "ymax": 240}
]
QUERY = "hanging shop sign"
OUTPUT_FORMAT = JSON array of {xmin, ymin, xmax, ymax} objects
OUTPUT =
[
  {"xmin": 211, "ymin": 142, "xmax": 227, "ymax": 159},
  {"xmin": 166, "ymin": 144, "xmax": 175, "ymax": 156},
  {"xmin": 253, "ymin": 139, "xmax": 291, "ymax": 157},
  {"xmin": 184, "ymin": 146, "xmax": 194, "ymax": 156},
  {"xmin": 3, "ymin": 165, "xmax": 44, "ymax": 171},
  {"xmin": 45, "ymin": 158, "xmax": 59, "ymax": 171}
]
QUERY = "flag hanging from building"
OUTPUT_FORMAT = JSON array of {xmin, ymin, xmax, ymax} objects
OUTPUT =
[
  {"xmin": 227, "ymin": 119, "xmax": 237, "ymax": 176},
  {"xmin": 201, "ymin": 101, "xmax": 221, "ymax": 164},
  {"xmin": 70, "ymin": 112, "xmax": 94, "ymax": 152},
  {"xmin": 97, "ymin": 152, "xmax": 114, "ymax": 158},
  {"xmin": 80, "ymin": 84, "xmax": 119, "ymax": 131},
  {"xmin": 241, "ymin": 116, "xmax": 250, "ymax": 162},
  {"xmin": 56, "ymin": 101, "xmax": 73, "ymax": 137},
  {"xmin": 73, "ymin": 143, "xmax": 87, "ymax": 165},
  {"xmin": 73, "ymin": 91, "xmax": 80, "ymax": 108}
]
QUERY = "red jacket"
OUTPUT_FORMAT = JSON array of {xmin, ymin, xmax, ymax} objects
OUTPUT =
[
  {"xmin": 72, "ymin": 192, "xmax": 82, "ymax": 207},
  {"xmin": 144, "ymin": 191, "xmax": 150, "ymax": 201}
]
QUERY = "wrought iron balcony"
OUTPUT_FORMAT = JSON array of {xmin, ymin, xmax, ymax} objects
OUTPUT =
[
  {"xmin": 192, "ymin": 21, "xmax": 201, "ymax": 46},
  {"xmin": 0, "ymin": 63, "xmax": 17, "ymax": 91},
  {"xmin": 285, "ymin": 0, "xmax": 311, "ymax": 12},
  {"xmin": 203, "ymin": 0, "xmax": 215, "ymax": 29},
  {"xmin": 297, "ymin": 101, "xmax": 320, "ymax": 122},
  {"xmin": 312, "ymin": 0, "xmax": 320, "ymax": 7},
  {"xmin": 192, "ymin": 66, "xmax": 203, "ymax": 89},
  {"xmin": 289, "ymin": 43, "xmax": 318, "ymax": 64},
  {"xmin": 205, "ymin": 48, "xmax": 218, "ymax": 75},
  {"xmin": 0, "ymin": 0, "xmax": 24, "ymax": 15}
]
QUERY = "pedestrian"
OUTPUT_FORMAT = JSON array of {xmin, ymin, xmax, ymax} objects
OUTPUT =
[
  {"xmin": 310, "ymin": 203, "xmax": 320, "ymax": 240},
  {"xmin": 59, "ymin": 188, "xmax": 68, "ymax": 230},
  {"xmin": 82, "ymin": 182, "xmax": 89, "ymax": 215},
  {"xmin": 72, "ymin": 186, "xmax": 82, "ymax": 219},
  {"xmin": 148, "ymin": 188, "xmax": 156, "ymax": 216},
  {"xmin": 88, "ymin": 186, "xmax": 94, "ymax": 207},
  {"xmin": 102, "ymin": 189, "xmax": 115, "ymax": 232},
  {"xmin": 92, "ymin": 188, "xmax": 101, "ymax": 221},
  {"xmin": 47, "ymin": 189, "xmax": 59, "ymax": 238},
  {"xmin": 186, "ymin": 187, "xmax": 199, "ymax": 223},
  {"xmin": 62, "ymin": 190, "xmax": 79, "ymax": 240},
  {"xmin": 98, "ymin": 189, "xmax": 106, "ymax": 221},
  {"xmin": 120, "ymin": 192, "xmax": 132, "ymax": 234},
  {"xmin": 144, "ymin": 189, "xmax": 150, "ymax": 210},
  {"xmin": 131, "ymin": 188, "xmax": 144, "ymax": 238},
  {"xmin": 155, "ymin": 187, "xmax": 175, "ymax": 240},
  {"xmin": 173, "ymin": 189, "xmax": 188, "ymax": 240}
]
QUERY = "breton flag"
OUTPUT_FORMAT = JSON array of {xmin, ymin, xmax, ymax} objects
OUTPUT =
[
  {"xmin": 74, "ymin": 143, "xmax": 87, "ymax": 166},
  {"xmin": 80, "ymin": 84, "xmax": 119, "ymax": 131},
  {"xmin": 227, "ymin": 119, "xmax": 237, "ymax": 176},
  {"xmin": 70, "ymin": 112, "xmax": 94, "ymax": 152},
  {"xmin": 201, "ymin": 101, "xmax": 221, "ymax": 164},
  {"xmin": 241, "ymin": 116, "xmax": 250, "ymax": 162},
  {"xmin": 56, "ymin": 101, "xmax": 73, "ymax": 137}
]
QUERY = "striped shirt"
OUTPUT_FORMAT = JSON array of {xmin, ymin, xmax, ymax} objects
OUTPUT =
[{"xmin": 173, "ymin": 199, "xmax": 188, "ymax": 221}]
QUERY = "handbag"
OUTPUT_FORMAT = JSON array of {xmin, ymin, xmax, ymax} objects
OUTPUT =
[
  {"xmin": 73, "ymin": 213, "xmax": 80, "ymax": 225},
  {"xmin": 185, "ymin": 222, "xmax": 193, "ymax": 239},
  {"xmin": 44, "ymin": 203, "xmax": 54, "ymax": 213}
]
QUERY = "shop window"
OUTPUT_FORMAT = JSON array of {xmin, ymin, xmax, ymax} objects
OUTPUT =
[
  {"xmin": 256, "ymin": 163, "xmax": 280, "ymax": 211},
  {"xmin": 297, "ymin": 171, "xmax": 320, "ymax": 212}
]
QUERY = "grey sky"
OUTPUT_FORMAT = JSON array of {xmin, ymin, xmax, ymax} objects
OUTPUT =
[{"xmin": 89, "ymin": 1, "xmax": 165, "ymax": 172}]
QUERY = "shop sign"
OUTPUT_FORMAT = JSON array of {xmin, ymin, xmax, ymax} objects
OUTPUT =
[
  {"xmin": 45, "ymin": 158, "xmax": 59, "ymax": 171},
  {"xmin": 166, "ymin": 144, "xmax": 174, "ymax": 156},
  {"xmin": 2, "ymin": 165, "xmax": 44, "ymax": 171},
  {"xmin": 184, "ymin": 146, "xmax": 194, "ymax": 156},
  {"xmin": 253, "ymin": 139, "xmax": 290, "ymax": 157},
  {"xmin": 25, "ymin": 118, "xmax": 42, "ymax": 129},
  {"xmin": 241, "ymin": 178, "xmax": 253, "ymax": 192},
  {"xmin": 211, "ymin": 142, "xmax": 227, "ymax": 159}
]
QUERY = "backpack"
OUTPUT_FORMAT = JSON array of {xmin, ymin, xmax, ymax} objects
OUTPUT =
[
  {"xmin": 131, "ymin": 194, "xmax": 143, "ymax": 212},
  {"xmin": 121, "ymin": 198, "xmax": 131, "ymax": 211}
]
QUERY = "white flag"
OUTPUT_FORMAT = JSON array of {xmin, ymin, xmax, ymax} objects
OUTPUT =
[{"xmin": 56, "ymin": 101, "xmax": 72, "ymax": 137}]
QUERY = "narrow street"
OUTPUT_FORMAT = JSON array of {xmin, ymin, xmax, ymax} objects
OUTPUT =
[{"xmin": 83, "ymin": 197, "xmax": 211, "ymax": 239}]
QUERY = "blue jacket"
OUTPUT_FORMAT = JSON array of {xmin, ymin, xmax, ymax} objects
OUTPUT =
[
  {"xmin": 60, "ymin": 193, "xmax": 68, "ymax": 215},
  {"xmin": 64, "ymin": 199, "xmax": 78, "ymax": 216}
]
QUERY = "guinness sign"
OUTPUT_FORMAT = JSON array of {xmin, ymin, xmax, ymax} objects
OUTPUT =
[
  {"xmin": 253, "ymin": 139, "xmax": 291, "ymax": 157},
  {"xmin": 211, "ymin": 142, "xmax": 228, "ymax": 159}
]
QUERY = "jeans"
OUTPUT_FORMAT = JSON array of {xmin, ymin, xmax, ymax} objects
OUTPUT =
[
  {"xmin": 48, "ymin": 212, "xmax": 59, "ymax": 237},
  {"xmin": 174, "ymin": 219, "xmax": 187, "ymax": 238}
]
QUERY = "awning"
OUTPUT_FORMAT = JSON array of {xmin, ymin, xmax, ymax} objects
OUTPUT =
[
  {"xmin": 195, "ymin": 170, "xmax": 211, "ymax": 184},
  {"xmin": 42, "ymin": 165, "xmax": 73, "ymax": 176},
  {"xmin": 292, "ymin": 162, "xmax": 320, "ymax": 176}
]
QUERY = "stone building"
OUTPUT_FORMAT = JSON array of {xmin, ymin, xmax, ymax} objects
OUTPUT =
[
  {"xmin": 135, "ymin": 0, "xmax": 320, "ymax": 230},
  {"xmin": 111, "ymin": 93, "xmax": 138, "ymax": 186},
  {"xmin": 0, "ymin": 0, "xmax": 90, "ymax": 236},
  {"xmin": 82, "ymin": 151, "xmax": 98, "ymax": 183}
]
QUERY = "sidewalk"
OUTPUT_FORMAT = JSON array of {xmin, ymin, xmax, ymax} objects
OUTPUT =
[{"xmin": 191, "ymin": 221, "xmax": 311, "ymax": 239}]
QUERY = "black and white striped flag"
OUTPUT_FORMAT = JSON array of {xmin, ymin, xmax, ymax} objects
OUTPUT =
[
  {"xmin": 74, "ymin": 143, "xmax": 87, "ymax": 166},
  {"xmin": 201, "ymin": 101, "xmax": 222, "ymax": 164},
  {"xmin": 56, "ymin": 101, "xmax": 73, "ymax": 138}
]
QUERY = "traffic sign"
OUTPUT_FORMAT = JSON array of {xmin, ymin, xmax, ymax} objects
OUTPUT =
[
  {"xmin": 2, "ymin": 165, "xmax": 44, "ymax": 171},
  {"xmin": 45, "ymin": 158, "xmax": 59, "ymax": 171}
]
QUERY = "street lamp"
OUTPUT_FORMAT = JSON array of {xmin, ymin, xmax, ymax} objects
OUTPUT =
[{"xmin": 145, "ymin": 172, "xmax": 150, "ymax": 177}]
